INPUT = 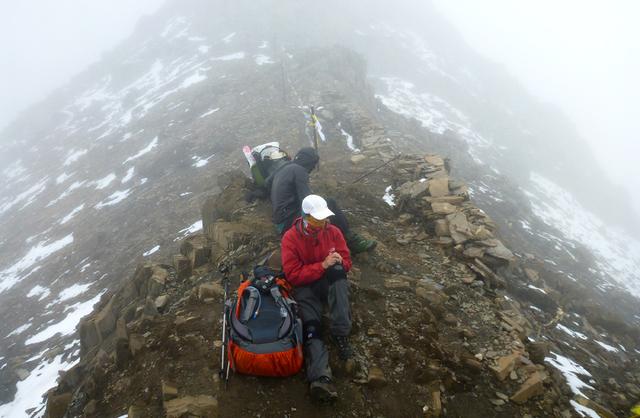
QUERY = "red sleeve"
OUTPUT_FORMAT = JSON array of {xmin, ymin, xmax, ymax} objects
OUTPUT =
[
  {"xmin": 281, "ymin": 231, "xmax": 326, "ymax": 287},
  {"xmin": 332, "ymin": 226, "xmax": 352, "ymax": 273}
]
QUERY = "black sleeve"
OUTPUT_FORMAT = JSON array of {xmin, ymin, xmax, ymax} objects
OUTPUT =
[{"xmin": 293, "ymin": 166, "xmax": 312, "ymax": 202}]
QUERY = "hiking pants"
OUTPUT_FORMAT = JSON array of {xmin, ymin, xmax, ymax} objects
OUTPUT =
[
  {"xmin": 292, "ymin": 265, "xmax": 351, "ymax": 382},
  {"xmin": 277, "ymin": 198, "xmax": 350, "ymax": 237}
]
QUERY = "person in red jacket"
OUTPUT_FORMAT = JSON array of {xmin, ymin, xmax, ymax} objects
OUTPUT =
[{"xmin": 281, "ymin": 194, "xmax": 352, "ymax": 402}]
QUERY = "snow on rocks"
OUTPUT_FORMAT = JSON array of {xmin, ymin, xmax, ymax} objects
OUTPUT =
[
  {"xmin": 199, "ymin": 108, "xmax": 219, "ymax": 118},
  {"xmin": 47, "ymin": 180, "xmax": 86, "ymax": 207},
  {"xmin": 6, "ymin": 323, "xmax": 33, "ymax": 338},
  {"xmin": 27, "ymin": 285, "xmax": 51, "ymax": 300},
  {"xmin": 93, "ymin": 173, "xmax": 117, "ymax": 190},
  {"xmin": 121, "ymin": 167, "xmax": 135, "ymax": 183},
  {"xmin": 594, "ymin": 340, "xmax": 620, "ymax": 353},
  {"xmin": 545, "ymin": 352, "xmax": 594, "ymax": 397},
  {"xmin": 0, "ymin": 176, "xmax": 49, "ymax": 215},
  {"xmin": 123, "ymin": 137, "xmax": 158, "ymax": 164},
  {"xmin": 254, "ymin": 54, "xmax": 274, "ymax": 65},
  {"xmin": 50, "ymin": 282, "xmax": 94, "ymax": 305},
  {"xmin": 339, "ymin": 125, "xmax": 360, "ymax": 152},
  {"xmin": 525, "ymin": 172, "xmax": 640, "ymax": 297},
  {"xmin": 556, "ymin": 323, "xmax": 588, "ymax": 340},
  {"xmin": 63, "ymin": 149, "xmax": 88, "ymax": 166},
  {"xmin": 383, "ymin": 186, "xmax": 396, "ymax": 207},
  {"xmin": 191, "ymin": 154, "xmax": 215, "ymax": 168},
  {"xmin": 2, "ymin": 159, "xmax": 27, "ymax": 180},
  {"xmin": 59, "ymin": 203, "xmax": 85, "ymax": 225},
  {"xmin": 143, "ymin": 245, "xmax": 160, "ymax": 257},
  {"xmin": 174, "ymin": 220, "xmax": 203, "ymax": 241},
  {"xmin": 55, "ymin": 172, "xmax": 73, "ymax": 185},
  {"xmin": 0, "ymin": 354, "xmax": 79, "ymax": 418},
  {"xmin": 95, "ymin": 189, "xmax": 132, "ymax": 209},
  {"xmin": 211, "ymin": 52, "xmax": 245, "ymax": 61},
  {"xmin": 26, "ymin": 291, "xmax": 105, "ymax": 345},
  {"xmin": 222, "ymin": 32, "xmax": 236, "ymax": 43},
  {"xmin": 0, "ymin": 234, "xmax": 74, "ymax": 293}
]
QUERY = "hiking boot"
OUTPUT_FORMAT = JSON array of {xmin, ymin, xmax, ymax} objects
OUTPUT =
[
  {"xmin": 331, "ymin": 335, "xmax": 353, "ymax": 361},
  {"xmin": 310, "ymin": 376, "xmax": 338, "ymax": 402},
  {"xmin": 345, "ymin": 232, "xmax": 377, "ymax": 254}
]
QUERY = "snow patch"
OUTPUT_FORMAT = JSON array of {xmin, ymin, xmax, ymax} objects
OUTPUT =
[
  {"xmin": 55, "ymin": 172, "xmax": 73, "ymax": 185},
  {"xmin": 527, "ymin": 284, "xmax": 547, "ymax": 294},
  {"xmin": 525, "ymin": 172, "xmax": 640, "ymax": 296},
  {"xmin": 181, "ymin": 72, "xmax": 207, "ymax": 88},
  {"xmin": 556, "ymin": 323, "xmax": 588, "ymax": 340},
  {"xmin": 59, "ymin": 203, "xmax": 85, "ymax": 225},
  {"xmin": 174, "ymin": 220, "xmax": 203, "ymax": 241},
  {"xmin": 93, "ymin": 173, "xmax": 117, "ymax": 190},
  {"xmin": 143, "ymin": 245, "xmax": 160, "ymax": 257},
  {"xmin": 339, "ymin": 127, "xmax": 360, "ymax": 152},
  {"xmin": 121, "ymin": 167, "xmax": 135, "ymax": 183},
  {"xmin": 0, "ymin": 354, "xmax": 79, "ymax": 417},
  {"xmin": 123, "ymin": 137, "xmax": 158, "ymax": 164},
  {"xmin": 95, "ymin": 189, "xmax": 132, "ymax": 209},
  {"xmin": 0, "ymin": 177, "xmax": 49, "ymax": 215},
  {"xmin": 594, "ymin": 340, "xmax": 619, "ymax": 353},
  {"xmin": 255, "ymin": 54, "xmax": 274, "ymax": 65},
  {"xmin": 6, "ymin": 323, "xmax": 32, "ymax": 338},
  {"xmin": 25, "ymin": 291, "xmax": 105, "ymax": 345},
  {"xmin": 192, "ymin": 154, "xmax": 215, "ymax": 168},
  {"xmin": 52, "ymin": 282, "xmax": 93, "ymax": 304},
  {"xmin": 0, "ymin": 234, "xmax": 74, "ymax": 293},
  {"xmin": 212, "ymin": 52, "xmax": 245, "ymax": 61},
  {"xmin": 2, "ymin": 159, "xmax": 27, "ymax": 180},
  {"xmin": 222, "ymin": 32, "xmax": 236, "ymax": 43},
  {"xmin": 383, "ymin": 186, "xmax": 396, "ymax": 207},
  {"xmin": 27, "ymin": 285, "xmax": 50, "ymax": 300},
  {"xmin": 199, "ymin": 108, "xmax": 220, "ymax": 118},
  {"xmin": 545, "ymin": 352, "xmax": 593, "ymax": 397},
  {"xmin": 63, "ymin": 149, "xmax": 87, "ymax": 166}
]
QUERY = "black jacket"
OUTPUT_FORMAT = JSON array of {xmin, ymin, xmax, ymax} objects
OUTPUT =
[{"xmin": 266, "ymin": 148, "xmax": 318, "ymax": 225}]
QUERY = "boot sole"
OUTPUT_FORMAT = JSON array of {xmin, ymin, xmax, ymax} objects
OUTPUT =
[{"xmin": 310, "ymin": 385, "xmax": 338, "ymax": 403}]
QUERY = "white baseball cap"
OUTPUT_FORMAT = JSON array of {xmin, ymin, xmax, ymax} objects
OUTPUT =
[{"xmin": 301, "ymin": 195, "xmax": 335, "ymax": 220}]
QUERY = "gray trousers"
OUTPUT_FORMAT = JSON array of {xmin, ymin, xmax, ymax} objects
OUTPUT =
[{"xmin": 293, "ymin": 266, "xmax": 351, "ymax": 382}]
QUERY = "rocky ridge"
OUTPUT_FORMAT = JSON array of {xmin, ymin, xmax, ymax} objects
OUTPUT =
[
  {"xmin": 0, "ymin": 6, "xmax": 638, "ymax": 413},
  {"xmin": 43, "ymin": 105, "xmax": 639, "ymax": 417}
]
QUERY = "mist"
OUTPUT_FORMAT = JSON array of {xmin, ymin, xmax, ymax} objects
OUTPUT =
[
  {"xmin": 2, "ymin": 1, "xmax": 640, "ymax": 417},
  {"xmin": 433, "ymin": 0, "xmax": 640, "ymax": 215},
  {"xmin": 0, "ymin": 0, "xmax": 165, "ymax": 130},
  {"xmin": 2, "ymin": 0, "xmax": 638, "ymax": 216}
]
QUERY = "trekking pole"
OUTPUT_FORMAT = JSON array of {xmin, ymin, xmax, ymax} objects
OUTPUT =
[
  {"xmin": 352, "ymin": 153, "xmax": 403, "ymax": 184},
  {"xmin": 218, "ymin": 263, "xmax": 231, "ymax": 387},
  {"xmin": 310, "ymin": 106, "xmax": 320, "ymax": 171}
]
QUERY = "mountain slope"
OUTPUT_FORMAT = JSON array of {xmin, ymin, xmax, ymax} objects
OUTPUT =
[{"xmin": 0, "ymin": 1, "xmax": 639, "ymax": 417}]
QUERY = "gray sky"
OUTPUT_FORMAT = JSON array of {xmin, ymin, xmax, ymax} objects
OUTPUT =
[
  {"xmin": 0, "ymin": 0, "xmax": 165, "ymax": 128},
  {"xmin": 433, "ymin": 0, "xmax": 640, "ymax": 214},
  {"xmin": 1, "ymin": 0, "xmax": 638, "ymax": 213}
]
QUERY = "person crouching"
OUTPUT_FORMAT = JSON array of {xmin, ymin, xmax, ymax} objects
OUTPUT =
[{"xmin": 281, "ymin": 194, "xmax": 353, "ymax": 402}]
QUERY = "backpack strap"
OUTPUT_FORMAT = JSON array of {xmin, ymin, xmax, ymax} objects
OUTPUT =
[{"xmin": 234, "ymin": 280, "xmax": 252, "ymax": 319}]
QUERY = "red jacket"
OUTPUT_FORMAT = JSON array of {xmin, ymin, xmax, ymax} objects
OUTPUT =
[{"xmin": 281, "ymin": 217, "xmax": 352, "ymax": 287}]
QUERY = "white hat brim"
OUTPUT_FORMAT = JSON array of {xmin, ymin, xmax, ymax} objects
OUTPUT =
[{"xmin": 310, "ymin": 207, "xmax": 335, "ymax": 220}]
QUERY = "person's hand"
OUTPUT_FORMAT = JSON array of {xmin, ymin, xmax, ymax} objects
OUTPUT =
[
  {"xmin": 322, "ymin": 252, "xmax": 342, "ymax": 269},
  {"xmin": 331, "ymin": 251, "xmax": 343, "ymax": 264}
]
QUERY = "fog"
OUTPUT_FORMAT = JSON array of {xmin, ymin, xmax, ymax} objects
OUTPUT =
[
  {"xmin": 1, "ymin": 0, "xmax": 638, "ymax": 214},
  {"xmin": 433, "ymin": 0, "xmax": 640, "ymax": 216},
  {"xmin": 0, "ymin": 0, "xmax": 165, "ymax": 129}
]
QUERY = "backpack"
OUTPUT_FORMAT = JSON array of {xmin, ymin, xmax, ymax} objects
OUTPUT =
[
  {"xmin": 244, "ymin": 142, "xmax": 290, "ymax": 187},
  {"xmin": 227, "ymin": 266, "xmax": 303, "ymax": 377}
]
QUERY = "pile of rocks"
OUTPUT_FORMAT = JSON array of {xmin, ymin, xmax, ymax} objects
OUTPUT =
[{"xmin": 394, "ymin": 153, "xmax": 514, "ymax": 287}]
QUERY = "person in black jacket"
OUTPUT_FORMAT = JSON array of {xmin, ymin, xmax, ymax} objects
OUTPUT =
[{"xmin": 266, "ymin": 147, "xmax": 376, "ymax": 254}]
